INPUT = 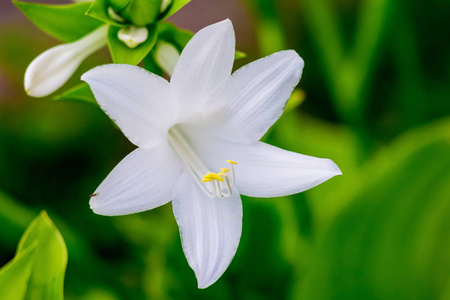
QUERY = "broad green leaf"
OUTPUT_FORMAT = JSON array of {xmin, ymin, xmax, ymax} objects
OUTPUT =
[
  {"xmin": 107, "ymin": 24, "xmax": 157, "ymax": 65},
  {"xmin": 120, "ymin": 0, "xmax": 161, "ymax": 26},
  {"xmin": 0, "ymin": 245, "xmax": 36, "ymax": 300},
  {"xmin": 300, "ymin": 119, "xmax": 450, "ymax": 300},
  {"xmin": 13, "ymin": 1, "xmax": 103, "ymax": 43},
  {"xmin": 17, "ymin": 211, "xmax": 67, "ymax": 300},
  {"xmin": 53, "ymin": 83, "xmax": 97, "ymax": 104},
  {"xmin": 86, "ymin": 0, "xmax": 128, "ymax": 27},
  {"xmin": 160, "ymin": 0, "xmax": 191, "ymax": 20}
]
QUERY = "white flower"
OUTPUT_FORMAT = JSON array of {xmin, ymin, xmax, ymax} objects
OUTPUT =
[
  {"xmin": 82, "ymin": 19, "xmax": 341, "ymax": 288},
  {"xmin": 24, "ymin": 25, "xmax": 108, "ymax": 98}
]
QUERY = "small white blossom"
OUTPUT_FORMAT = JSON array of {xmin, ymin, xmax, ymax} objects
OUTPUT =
[
  {"xmin": 82, "ymin": 20, "xmax": 341, "ymax": 288},
  {"xmin": 25, "ymin": 25, "xmax": 107, "ymax": 97}
]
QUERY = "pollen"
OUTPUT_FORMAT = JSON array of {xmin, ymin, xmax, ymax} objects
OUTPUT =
[
  {"xmin": 200, "ymin": 160, "xmax": 238, "ymax": 198},
  {"xmin": 203, "ymin": 172, "xmax": 224, "ymax": 182}
]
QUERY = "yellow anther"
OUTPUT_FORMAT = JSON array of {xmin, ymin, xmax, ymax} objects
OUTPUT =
[
  {"xmin": 201, "ymin": 178, "xmax": 213, "ymax": 182},
  {"xmin": 203, "ymin": 172, "xmax": 224, "ymax": 182},
  {"xmin": 226, "ymin": 160, "xmax": 238, "ymax": 165},
  {"xmin": 218, "ymin": 172, "xmax": 224, "ymax": 176},
  {"xmin": 220, "ymin": 168, "xmax": 230, "ymax": 173}
]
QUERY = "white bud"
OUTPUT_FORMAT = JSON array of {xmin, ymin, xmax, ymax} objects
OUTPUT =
[
  {"xmin": 153, "ymin": 41, "xmax": 180, "ymax": 76},
  {"xmin": 108, "ymin": 7, "xmax": 126, "ymax": 22},
  {"xmin": 160, "ymin": 0, "xmax": 172, "ymax": 13},
  {"xmin": 118, "ymin": 26, "xmax": 149, "ymax": 49},
  {"xmin": 25, "ymin": 25, "xmax": 108, "ymax": 98}
]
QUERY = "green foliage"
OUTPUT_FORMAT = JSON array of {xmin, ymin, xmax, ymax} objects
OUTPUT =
[
  {"xmin": 3, "ymin": 0, "xmax": 450, "ymax": 298},
  {"xmin": 0, "ymin": 212, "xmax": 67, "ymax": 300},
  {"xmin": 300, "ymin": 119, "xmax": 450, "ymax": 299},
  {"xmin": 13, "ymin": 1, "xmax": 103, "ymax": 43},
  {"xmin": 0, "ymin": 245, "xmax": 36, "ymax": 300},
  {"xmin": 107, "ymin": 24, "xmax": 158, "ymax": 64}
]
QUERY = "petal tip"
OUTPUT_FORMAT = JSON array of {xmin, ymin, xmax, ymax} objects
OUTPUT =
[{"xmin": 326, "ymin": 159, "xmax": 342, "ymax": 177}]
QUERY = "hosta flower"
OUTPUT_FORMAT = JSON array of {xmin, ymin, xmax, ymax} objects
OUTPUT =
[{"xmin": 82, "ymin": 20, "xmax": 341, "ymax": 288}]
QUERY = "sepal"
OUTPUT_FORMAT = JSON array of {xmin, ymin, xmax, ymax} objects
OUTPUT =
[
  {"xmin": 14, "ymin": 0, "xmax": 103, "ymax": 42},
  {"xmin": 107, "ymin": 24, "xmax": 158, "ymax": 65}
]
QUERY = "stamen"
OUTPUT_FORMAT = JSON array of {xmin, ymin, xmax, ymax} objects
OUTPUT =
[
  {"xmin": 168, "ymin": 127, "xmax": 215, "ymax": 198},
  {"xmin": 167, "ymin": 126, "xmax": 238, "ymax": 199},
  {"xmin": 203, "ymin": 173, "xmax": 223, "ymax": 182},
  {"xmin": 201, "ymin": 160, "xmax": 238, "ymax": 198}
]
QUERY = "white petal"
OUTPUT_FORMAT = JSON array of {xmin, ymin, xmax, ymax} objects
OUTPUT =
[
  {"xmin": 209, "ymin": 50, "xmax": 304, "ymax": 144},
  {"xmin": 25, "ymin": 25, "xmax": 107, "ymax": 98},
  {"xmin": 170, "ymin": 19, "xmax": 235, "ymax": 109},
  {"xmin": 82, "ymin": 64, "xmax": 175, "ymax": 149},
  {"xmin": 172, "ymin": 171, "xmax": 242, "ymax": 288},
  {"xmin": 187, "ymin": 136, "xmax": 341, "ymax": 197},
  {"xmin": 90, "ymin": 143, "xmax": 182, "ymax": 216}
]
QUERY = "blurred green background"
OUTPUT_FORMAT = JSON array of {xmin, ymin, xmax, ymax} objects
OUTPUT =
[{"xmin": 1, "ymin": 0, "xmax": 449, "ymax": 299}]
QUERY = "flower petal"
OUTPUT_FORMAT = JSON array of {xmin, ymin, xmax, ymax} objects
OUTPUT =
[
  {"xmin": 170, "ymin": 19, "xmax": 235, "ymax": 110},
  {"xmin": 90, "ymin": 143, "xmax": 182, "ymax": 216},
  {"xmin": 172, "ymin": 171, "xmax": 242, "ymax": 288},
  {"xmin": 82, "ymin": 64, "xmax": 175, "ymax": 149},
  {"xmin": 25, "ymin": 25, "xmax": 107, "ymax": 98},
  {"xmin": 186, "ymin": 135, "xmax": 341, "ymax": 197},
  {"xmin": 210, "ymin": 50, "xmax": 304, "ymax": 144}
]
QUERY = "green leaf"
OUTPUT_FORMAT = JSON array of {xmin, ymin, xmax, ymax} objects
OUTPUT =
[
  {"xmin": 86, "ymin": 0, "xmax": 128, "ymax": 27},
  {"xmin": 107, "ymin": 24, "xmax": 158, "ymax": 65},
  {"xmin": 53, "ymin": 83, "xmax": 97, "ymax": 104},
  {"xmin": 300, "ymin": 119, "xmax": 450, "ymax": 300},
  {"xmin": 17, "ymin": 211, "xmax": 67, "ymax": 300},
  {"xmin": 120, "ymin": 0, "xmax": 161, "ymax": 26},
  {"xmin": 13, "ymin": 1, "xmax": 103, "ymax": 43},
  {"xmin": 160, "ymin": 0, "xmax": 191, "ymax": 20},
  {"xmin": 0, "ymin": 245, "xmax": 36, "ymax": 300}
]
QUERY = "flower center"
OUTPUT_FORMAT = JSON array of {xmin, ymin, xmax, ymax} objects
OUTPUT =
[{"xmin": 168, "ymin": 127, "xmax": 237, "ymax": 198}]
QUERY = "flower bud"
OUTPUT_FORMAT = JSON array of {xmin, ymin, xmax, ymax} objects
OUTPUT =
[
  {"xmin": 153, "ymin": 40, "xmax": 180, "ymax": 76},
  {"xmin": 120, "ymin": 0, "xmax": 161, "ymax": 27},
  {"xmin": 160, "ymin": 0, "xmax": 171, "ymax": 13},
  {"xmin": 25, "ymin": 26, "xmax": 108, "ymax": 98},
  {"xmin": 118, "ymin": 26, "xmax": 149, "ymax": 48}
]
